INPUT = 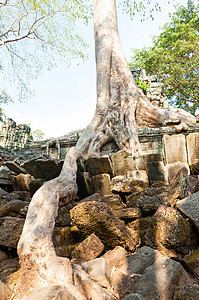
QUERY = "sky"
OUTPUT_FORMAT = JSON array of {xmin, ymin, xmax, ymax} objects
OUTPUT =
[{"xmin": 1, "ymin": 0, "xmax": 190, "ymax": 139}]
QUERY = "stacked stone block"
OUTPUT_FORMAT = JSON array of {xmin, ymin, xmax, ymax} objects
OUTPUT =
[{"xmin": 0, "ymin": 118, "xmax": 32, "ymax": 150}]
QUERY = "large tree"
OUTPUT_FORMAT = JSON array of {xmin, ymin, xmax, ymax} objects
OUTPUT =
[
  {"xmin": 130, "ymin": 0, "xmax": 199, "ymax": 115},
  {"xmin": 8, "ymin": 0, "xmax": 196, "ymax": 298}
]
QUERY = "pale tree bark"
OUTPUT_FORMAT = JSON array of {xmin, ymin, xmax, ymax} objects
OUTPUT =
[{"xmin": 10, "ymin": 0, "xmax": 196, "ymax": 298}]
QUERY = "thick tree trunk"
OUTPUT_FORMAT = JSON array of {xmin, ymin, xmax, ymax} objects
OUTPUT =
[
  {"xmin": 76, "ymin": 0, "xmax": 196, "ymax": 157},
  {"xmin": 11, "ymin": 0, "xmax": 196, "ymax": 297}
]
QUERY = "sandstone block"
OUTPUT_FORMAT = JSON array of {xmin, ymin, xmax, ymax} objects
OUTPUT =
[
  {"xmin": 103, "ymin": 246, "xmax": 128, "ymax": 272},
  {"xmin": 101, "ymin": 194, "xmax": 125, "ymax": 210},
  {"xmin": 0, "ymin": 217, "xmax": 24, "ymax": 248},
  {"xmin": 92, "ymin": 174, "xmax": 111, "ymax": 196},
  {"xmin": 124, "ymin": 294, "xmax": 145, "ymax": 300},
  {"xmin": 53, "ymin": 226, "xmax": 85, "ymax": 257},
  {"xmin": 163, "ymin": 134, "xmax": 187, "ymax": 164},
  {"xmin": 132, "ymin": 257, "xmax": 190, "ymax": 300},
  {"xmin": 81, "ymin": 257, "xmax": 111, "ymax": 289},
  {"xmin": 146, "ymin": 161, "xmax": 167, "ymax": 184},
  {"xmin": 12, "ymin": 173, "xmax": 34, "ymax": 192},
  {"xmin": 0, "ymin": 200, "xmax": 29, "ymax": 218},
  {"xmin": 127, "ymin": 170, "xmax": 149, "ymax": 185},
  {"xmin": 184, "ymin": 248, "xmax": 199, "ymax": 278},
  {"xmin": 110, "ymin": 150, "xmax": 136, "ymax": 176},
  {"xmin": 115, "ymin": 207, "xmax": 142, "ymax": 221},
  {"xmin": 167, "ymin": 162, "xmax": 189, "ymax": 183},
  {"xmin": 13, "ymin": 285, "xmax": 80, "ymax": 300},
  {"xmin": 111, "ymin": 176, "xmax": 148, "ymax": 194},
  {"xmin": 71, "ymin": 233, "xmax": 104, "ymax": 264},
  {"xmin": 176, "ymin": 191, "xmax": 199, "ymax": 232},
  {"xmin": 70, "ymin": 201, "xmax": 137, "ymax": 251},
  {"xmin": 81, "ymin": 157, "xmax": 113, "ymax": 177},
  {"xmin": 117, "ymin": 246, "xmax": 162, "ymax": 276},
  {"xmin": 174, "ymin": 285, "xmax": 199, "ymax": 300},
  {"xmin": 187, "ymin": 133, "xmax": 199, "ymax": 164},
  {"xmin": 126, "ymin": 186, "xmax": 166, "ymax": 208},
  {"xmin": 167, "ymin": 166, "xmax": 189, "ymax": 206},
  {"xmin": 190, "ymin": 159, "xmax": 199, "ymax": 175}
]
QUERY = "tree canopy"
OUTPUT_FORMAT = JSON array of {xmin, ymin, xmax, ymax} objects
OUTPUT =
[
  {"xmin": 130, "ymin": 0, "xmax": 199, "ymax": 115},
  {"xmin": 0, "ymin": 0, "xmax": 91, "ymax": 104}
]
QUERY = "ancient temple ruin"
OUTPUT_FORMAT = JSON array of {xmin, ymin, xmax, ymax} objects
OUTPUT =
[{"xmin": 0, "ymin": 118, "xmax": 33, "ymax": 150}]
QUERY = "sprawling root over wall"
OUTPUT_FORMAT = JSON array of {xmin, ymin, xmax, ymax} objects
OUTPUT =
[{"xmin": 9, "ymin": 0, "xmax": 196, "ymax": 298}]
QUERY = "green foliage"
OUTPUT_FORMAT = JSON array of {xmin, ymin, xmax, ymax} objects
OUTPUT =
[
  {"xmin": 0, "ymin": 0, "xmax": 91, "ymax": 102},
  {"xmin": 30, "ymin": 128, "xmax": 45, "ymax": 141},
  {"xmin": 130, "ymin": 0, "xmax": 199, "ymax": 115},
  {"xmin": 135, "ymin": 79, "xmax": 149, "ymax": 95}
]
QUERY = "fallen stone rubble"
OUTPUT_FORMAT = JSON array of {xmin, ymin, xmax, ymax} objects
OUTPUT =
[{"xmin": 0, "ymin": 150, "xmax": 199, "ymax": 299}]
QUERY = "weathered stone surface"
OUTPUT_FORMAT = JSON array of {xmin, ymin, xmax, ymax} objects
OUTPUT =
[
  {"xmin": 127, "ymin": 206, "xmax": 197, "ymax": 259},
  {"xmin": 124, "ymin": 294, "xmax": 145, "ymax": 300},
  {"xmin": 190, "ymin": 159, "xmax": 199, "ymax": 175},
  {"xmin": 79, "ymin": 192, "xmax": 101, "ymax": 203},
  {"xmin": 0, "ymin": 199, "xmax": 29, "ymax": 217},
  {"xmin": 111, "ymin": 269, "xmax": 136, "ymax": 299},
  {"xmin": 111, "ymin": 176, "xmax": 148, "ymax": 194},
  {"xmin": 92, "ymin": 174, "xmax": 111, "ymax": 196},
  {"xmin": 11, "ymin": 191, "xmax": 31, "ymax": 202},
  {"xmin": 176, "ymin": 191, "xmax": 199, "ymax": 232},
  {"xmin": 103, "ymin": 246, "xmax": 128, "ymax": 272},
  {"xmin": 114, "ymin": 207, "xmax": 142, "ymax": 221},
  {"xmin": 137, "ymin": 193, "xmax": 167, "ymax": 215},
  {"xmin": 77, "ymin": 171, "xmax": 93, "ymax": 199},
  {"xmin": 70, "ymin": 201, "xmax": 137, "ymax": 251},
  {"xmin": 167, "ymin": 167, "xmax": 189, "ymax": 206},
  {"xmin": 167, "ymin": 162, "xmax": 189, "ymax": 183},
  {"xmin": 101, "ymin": 194, "xmax": 125, "ymax": 210},
  {"xmin": 186, "ymin": 176, "xmax": 199, "ymax": 195},
  {"xmin": 53, "ymin": 226, "xmax": 85, "ymax": 257},
  {"xmin": 163, "ymin": 134, "xmax": 188, "ymax": 164},
  {"xmin": 131, "ymin": 257, "xmax": 190, "ymax": 300},
  {"xmin": 0, "ymin": 250, "xmax": 8, "ymax": 261},
  {"xmin": 81, "ymin": 257, "xmax": 111, "ymax": 289},
  {"xmin": 21, "ymin": 157, "xmax": 62, "ymax": 180},
  {"xmin": 71, "ymin": 233, "xmax": 104, "ymax": 263},
  {"xmin": 184, "ymin": 248, "xmax": 199, "ymax": 279},
  {"xmin": 187, "ymin": 133, "xmax": 199, "ymax": 164},
  {"xmin": 174, "ymin": 284, "xmax": 199, "ymax": 300},
  {"xmin": 12, "ymin": 173, "xmax": 34, "ymax": 191},
  {"xmin": 73, "ymin": 264, "xmax": 114, "ymax": 300},
  {"xmin": 146, "ymin": 161, "xmax": 167, "ymax": 184},
  {"xmin": 0, "ymin": 217, "xmax": 24, "ymax": 248},
  {"xmin": 5, "ymin": 161, "xmax": 27, "ymax": 175},
  {"xmin": 55, "ymin": 206, "xmax": 72, "ymax": 227},
  {"xmin": 126, "ymin": 186, "xmax": 166, "ymax": 208},
  {"xmin": 13, "ymin": 285, "xmax": 78, "ymax": 300},
  {"xmin": 117, "ymin": 246, "xmax": 162, "ymax": 276},
  {"xmin": 29, "ymin": 178, "xmax": 45, "ymax": 196},
  {"xmin": 81, "ymin": 157, "xmax": 113, "ymax": 177},
  {"xmin": 110, "ymin": 150, "xmax": 136, "ymax": 176},
  {"xmin": 0, "ymin": 257, "xmax": 19, "ymax": 280},
  {"xmin": 0, "ymin": 280, "xmax": 13, "ymax": 300},
  {"xmin": 127, "ymin": 170, "xmax": 149, "ymax": 184}
]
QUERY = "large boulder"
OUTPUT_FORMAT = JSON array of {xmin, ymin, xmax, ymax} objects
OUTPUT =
[
  {"xmin": 131, "ymin": 257, "xmax": 191, "ymax": 300},
  {"xmin": 176, "ymin": 191, "xmax": 199, "ymax": 232},
  {"xmin": 70, "ymin": 201, "xmax": 137, "ymax": 251},
  {"xmin": 127, "ymin": 206, "xmax": 197, "ymax": 259},
  {"xmin": 0, "ymin": 217, "xmax": 24, "ymax": 248},
  {"xmin": 174, "ymin": 284, "xmax": 199, "ymax": 300},
  {"xmin": 0, "ymin": 199, "xmax": 29, "ymax": 218}
]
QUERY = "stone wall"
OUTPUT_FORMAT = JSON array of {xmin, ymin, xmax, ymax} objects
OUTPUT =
[
  {"xmin": 131, "ymin": 66, "xmax": 169, "ymax": 108},
  {"xmin": 7, "ymin": 123, "xmax": 199, "ymax": 183},
  {"xmin": 0, "ymin": 118, "xmax": 32, "ymax": 150}
]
